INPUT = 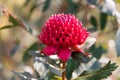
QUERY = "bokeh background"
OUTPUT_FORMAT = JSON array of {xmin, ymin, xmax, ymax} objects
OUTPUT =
[{"xmin": 0, "ymin": 0, "xmax": 120, "ymax": 80}]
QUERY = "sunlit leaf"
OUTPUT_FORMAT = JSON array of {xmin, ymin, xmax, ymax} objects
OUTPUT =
[
  {"xmin": 100, "ymin": 12, "xmax": 108, "ymax": 30},
  {"xmin": 48, "ymin": 63, "xmax": 62, "ymax": 76},
  {"xmin": 74, "ymin": 61, "xmax": 117, "ymax": 80},
  {"xmin": 23, "ymin": 24, "xmax": 33, "ymax": 34},
  {"xmin": 48, "ymin": 72, "xmax": 61, "ymax": 80},
  {"xmin": 115, "ymin": 27, "xmax": 120, "ymax": 56},
  {"xmin": 22, "ymin": 42, "xmax": 38, "ymax": 63},
  {"xmin": 84, "ymin": 37, "xmax": 96, "ymax": 50},
  {"xmin": 12, "ymin": 71, "xmax": 29, "ymax": 80},
  {"xmin": 33, "ymin": 55, "xmax": 62, "ymax": 79},
  {"xmin": 12, "ymin": 71, "xmax": 36, "ymax": 80},
  {"xmin": 54, "ymin": 76, "xmax": 62, "ymax": 80},
  {"xmin": 42, "ymin": 0, "xmax": 51, "ymax": 12},
  {"xmin": 21, "ymin": 72, "xmax": 34, "ymax": 78},
  {"xmin": 72, "ymin": 57, "xmax": 100, "ymax": 79},
  {"xmin": 33, "ymin": 56, "xmax": 49, "ymax": 78},
  {"xmin": 102, "ymin": 0, "xmax": 116, "ymax": 15}
]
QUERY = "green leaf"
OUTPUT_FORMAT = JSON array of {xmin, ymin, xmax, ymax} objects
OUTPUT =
[
  {"xmin": 90, "ymin": 16, "xmax": 98, "ymax": 28},
  {"xmin": 42, "ymin": 0, "xmax": 51, "ymax": 12},
  {"xmin": 71, "ymin": 52, "xmax": 90, "ymax": 63},
  {"xmin": 66, "ymin": 58, "xmax": 80, "ymax": 80},
  {"xmin": 74, "ymin": 61, "xmax": 118, "ymax": 80},
  {"xmin": 0, "ymin": 25, "xmax": 15, "ymax": 30},
  {"xmin": 100, "ymin": 12, "xmax": 108, "ymax": 30},
  {"xmin": 22, "ymin": 42, "xmax": 38, "ymax": 63},
  {"xmin": 88, "ymin": 45, "xmax": 106, "ymax": 59},
  {"xmin": 9, "ymin": 15, "xmax": 19, "ymax": 26}
]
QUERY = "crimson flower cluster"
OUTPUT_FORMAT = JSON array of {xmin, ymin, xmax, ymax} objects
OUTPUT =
[{"xmin": 38, "ymin": 13, "xmax": 89, "ymax": 61}]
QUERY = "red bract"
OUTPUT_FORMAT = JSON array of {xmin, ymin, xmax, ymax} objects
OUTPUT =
[{"xmin": 38, "ymin": 13, "xmax": 89, "ymax": 61}]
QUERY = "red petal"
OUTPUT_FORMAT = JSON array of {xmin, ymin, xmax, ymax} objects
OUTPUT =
[
  {"xmin": 41, "ymin": 46, "xmax": 57, "ymax": 56},
  {"xmin": 57, "ymin": 48, "xmax": 71, "ymax": 61}
]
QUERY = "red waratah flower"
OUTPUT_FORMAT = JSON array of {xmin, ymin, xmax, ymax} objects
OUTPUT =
[{"xmin": 38, "ymin": 13, "xmax": 89, "ymax": 61}]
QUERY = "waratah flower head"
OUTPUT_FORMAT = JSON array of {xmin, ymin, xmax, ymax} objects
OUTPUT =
[{"xmin": 38, "ymin": 13, "xmax": 89, "ymax": 61}]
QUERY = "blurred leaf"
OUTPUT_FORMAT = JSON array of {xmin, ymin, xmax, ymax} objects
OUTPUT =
[
  {"xmin": 71, "ymin": 52, "xmax": 90, "ymax": 63},
  {"xmin": 88, "ymin": 45, "xmax": 106, "ymax": 59},
  {"xmin": 33, "ymin": 56, "xmax": 61, "ymax": 79},
  {"xmin": 23, "ymin": 0, "xmax": 38, "ymax": 17},
  {"xmin": 10, "ymin": 76, "xmax": 16, "ymax": 80},
  {"xmin": 12, "ymin": 71, "xmax": 35, "ymax": 80},
  {"xmin": 0, "ymin": 25, "xmax": 15, "ymax": 30},
  {"xmin": 88, "ymin": 27, "xmax": 98, "ymax": 32},
  {"xmin": 29, "ymin": 4, "xmax": 37, "ymax": 14},
  {"xmin": 23, "ymin": 24, "xmax": 33, "ymax": 34},
  {"xmin": 12, "ymin": 71, "xmax": 28, "ymax": 80},
  {"xmin": 66, "ymin": 58, "xmax": 80, "ymax": 80},
  {"xmin": 28, "ymin": 50, "xmax": 41, "ymax": 56},
  {"xmin": 65, "ymin": 0, "xmax": 78, "ymax": 14},
  {"xmin": 23, "ymin": 0, "xmax": 31, "ymax": 7},
  {"xmin": 42, "ymin": 0, "xmax": 51, "ymax": 12},
  {"xmin": 90, "ymin": 16, "xmax": 98, "ymax": 29},
  {"xmin": 9, "ymin": 15, "xmax": 19, "ymax": 26},
  {"xmin": 115, "ymin": 0, "xmax": 120, "ymax": 3},
  {"xmin": 74, "ymin": 61, "xmax": 117, "ymax": 80},
  {"xmin": 2, "ymin": 14, "xmax": 33, "ymax": 34},
  {"xmin": 87, "ymin": 0, "xmax": 97, "ymax": 5},
  {"xmin": 33, "ymin": 56, "xmax": 49, "ymax": 79},
  {"xmin": 10, "ymin": 43, "xmax": 20, "ymax": 57},
  {"xmin": 84, "ymin": 37, "xmax": 96, "ymax": 50},
  {"xmin": 100, "ymin": 12, "xmax": 108, "ymax": 30},
  {"xmin": 102, "ymin": 0, "xmax": 116, "ymax": 15},
  {"xmin": 21, "ymin": 72, "xmax": 34, "ymax": 78},
  {"xmin": 48, "ymin": 72, "xmax": 61, "ymax": 80},
  {"xmin": 116, "ymin": 27, "xmax": 120, "ymax": 56},
  {"xmin": 22, "ymin": 42, "xmax": 38, "ymax": 63},
  {"xmin": 48, "ymin": 63, "xmax": 62, "ymax": 76}
]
